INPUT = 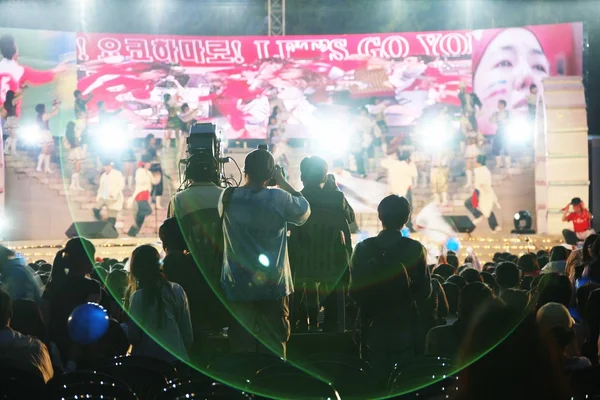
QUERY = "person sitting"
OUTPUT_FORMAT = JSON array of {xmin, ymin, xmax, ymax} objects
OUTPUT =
[
  {"xmin": 494, "ymin": 261, "xmax": 521, "ymax": 293},
  {"xmin": 562, "ymin": 197, "xmax": 594, "ymax": 247},
  {"xmin": 536, "ymin": 302, "xmax": 591, "ymax": 371},
  {"xmin": 125, "ymin": 245, "xmax": 193, "ymax": 362},
  {"xmin": 0, "ymin": 289, "xmax": 54, "ymax": 382},
  {"xmin": 42, "ymin": 237, "xmax": 100, "ymax": 361},
  {"xmin": 350, "ymin": 195, "xmax": 431, "ymax": 380},
  {"xmin": 425, "ymin": 281, "xmax": 494, "ymax": 360}
]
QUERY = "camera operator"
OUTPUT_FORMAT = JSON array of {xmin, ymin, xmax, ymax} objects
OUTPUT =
[
  {"xmin": 220, "ymin": 148, "xmax": 311, "ymax": 359},
  {"xmin": 167, "ymin": 152, "xmax": 223, "ymax": 220}
]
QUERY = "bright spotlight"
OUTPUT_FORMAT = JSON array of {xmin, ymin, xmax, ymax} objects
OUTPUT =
[
  {"xmin": 21, "ymin": 125, "xmax": 44, "ymax": 146},
  {"xmin": 507, "ymin": 117, "xmax": 533, "ymax": 145},
  {"xmin": 98, "ymin": 123, "xmax": 129, "ymax": 152},
  {"xmin": 419, "ymin": 120, "xmax": 451, "ymax": 149},
  {"xmin": 312, "ymin": 119, "xmax": 350, "ymax": 158}
]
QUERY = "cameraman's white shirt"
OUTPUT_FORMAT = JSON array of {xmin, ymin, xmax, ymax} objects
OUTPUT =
[{"xmin": 168, "ymin": 182, "xmax": 224, "ymax": 219}]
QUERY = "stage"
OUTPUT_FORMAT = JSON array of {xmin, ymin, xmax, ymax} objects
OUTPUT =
[{"xmin": 6, "ymin": 231, "xmax": 564, "ymax": 266}]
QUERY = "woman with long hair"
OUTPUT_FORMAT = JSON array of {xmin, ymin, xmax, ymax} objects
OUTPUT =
[
  {"xmin": 3, "ymin": 88, "xmax": 24, "ymax": 155},
  {"xmin": 62, "ymin": 121, "xmax": 85, "ymax": 192},
  {"xmin": 125, "ymin": 245, "xmax": 193, "ymax": 362},
  {"xmin": 34, "ymin": 101, "xmax": 61, "ymax": 173},
  {"xmin": 143, "ymin": 133, "xmax": 164, "ymax": 209},
  {"xmin": 41, "ymin": 237, "xmax": 100, "ymax": 360}
]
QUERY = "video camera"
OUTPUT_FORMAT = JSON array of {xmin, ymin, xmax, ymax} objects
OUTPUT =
[{"xmin": 178, "ymin": 123, "xmax": 231, "ymax": 188}]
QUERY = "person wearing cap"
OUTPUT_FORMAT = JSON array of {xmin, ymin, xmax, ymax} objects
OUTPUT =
[
  {"xmin": 219, "ymin": 148, "xmax": 310, "ymax": 358},
  {"xmin": 93, "ymin": 160, "xmax": 125, "ymax": 229},
  {"xmin": 349, "ymin": 195, "xmax": 431, "ymax": 379},
  {"xmin": 562, "ymin": 197, "xmax": 594, "ymax": 246},
  {"xmin": 536, "ymin": 302, "xmax": 591, "ymax": 370}
]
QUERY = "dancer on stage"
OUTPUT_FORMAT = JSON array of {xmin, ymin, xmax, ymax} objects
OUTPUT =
[
  {"xmin": 2, "ymin": 88, "xmax": 23, "ymax": 155},
  {"xmin": 461, "ymin": 112, "xmax": 482, "ymax": 189},
  {"xmin": 381, "ymin": 151, "xmax": 417, "ymax": 230},
  {"xmin": 143, "ymin": 134, "xmax": 164, "ymax": 209},
  {"xmin": 430, "ymin": 148, "xmax": 450, "ymax": 206},
  {"xmin": 74, "ymin": 90, "xmax": 93, "ymax": 137},
  {"xmin": 62, "ymin": 121, "xmax": 86, "ymax": 192},
  {"xmin": 561, "ymin": 198, "xmax": 594, "ymax": 246},
  {"xmin": 126, "ymin": 155, "xmax": 153, "ymax": 237},
  {"xmin": 163, "ymin": 93, "xmax": 182, "ymax": 149},
  {"xmin": 34, "ymin": 100, "xmax": 60, "ymax": 173},
  {"xmin": 464, "ymin": 155, "xmax": 501, "ymax": 233},
  {"xmin": 93, "ymin": 160, "xmax": 125, "ymax": 228},
  {"xmin": 177, "ymin": 103, "xmax": 199, "ymax": 161},
  {"xmin": 458, "ymin": 81, "xmax": 482, "ymax": 131},
  {"xmin": 490, "ymin": 99, "xmax": 511, "ymax": 169}
]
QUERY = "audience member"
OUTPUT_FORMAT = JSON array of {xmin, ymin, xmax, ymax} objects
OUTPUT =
[
  {"xmin": 446, "ymin": 274, "xmax": 467, "ymax": 289},
  {"xmin": 517, "ymin": 253, "xmax": 540, "ymax": 277},
  {"xmin": 536, "ymin": 273, "xmax": 572, "ymax": 309},
  {"xmin": 499, "ymin": 288, "xmax": 530, "ymax": 313},
  {"xmin": 126, "ymin": 245, "xmax": 193, "ymax": 362},
  {"xmin": 536, "ymin": 302, "xmax": 591, "ymax": 370},
  {"xmin": 0, "ymin": 289, "xmax": 54, "ymax": 382},
  {"xmin": 426, "ymin": 282, "xmax": 493, "ymax": 359},
  {"xmin": 442, "ymin": 282, "xmax": 460, "ymax": 316},
  {"xmin": 300, "ymin": 156, "xmax": 355, "ymax": 226},
  {"xmin": 459, "ymin": 267, "xmax": 483, "ymax": 283},
  {"xmin": 495, "ymin": 261, "xmax": 520, "ymax": 292},
  {"xmin": 351, "ymin": 195, "xmax": 431, "ymax": 380},
  {"xmin": 541, "ymin": 246, "xmax": 569, "ymax": 274},
  {"xmin": 432, "ymin": 263, "xmax": 456, "ymax": 280},
  {"xmin": 0, "ymin": 245, "xmax": 42, "ymax": 303},
  {"xmin": 42, "ymin": 237, "xmax": 100, "ymax": 360},
  {"xmin": 446, "ymin": 253, "xmax": 459, "ymax": 269},
  {"xmin": 520, "ymin": 275, "xmax": 534, "ymax": 291},
  {"xmin": 480, "ymin": 271, "xmax": 497, "ymax": 293},
  {"xmin": 219, "ymin": 149, "xmax": 310, "ymax": 359},
  {"xmin": 418, "ymin": 278, "xmax": 449, "ymax": 336}
]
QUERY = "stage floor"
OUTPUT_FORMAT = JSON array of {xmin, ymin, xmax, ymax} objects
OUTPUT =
[{"xmin": 7, "ymin": 232, "xmax": 565, "ymax": 265}]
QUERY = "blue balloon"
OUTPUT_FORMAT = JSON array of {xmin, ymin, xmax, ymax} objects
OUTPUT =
[
  {"xmin": 401, "ymin": 227, "xmax": 411, "ymax": 237},
  {"xmin": 446, "ymin": 237, "xmax": 461, "ymax": 252},
  {"xmin": 68, "ymin": 302, "xmax": 109, "ymax": 345}
]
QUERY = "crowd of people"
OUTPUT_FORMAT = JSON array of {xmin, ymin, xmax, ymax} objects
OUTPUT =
[{"xmin": 1, "ymin": 146, "xmax": 600, "ymax": 399}]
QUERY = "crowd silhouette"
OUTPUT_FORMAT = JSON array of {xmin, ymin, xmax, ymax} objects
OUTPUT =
[{"xmin": 1, "ymin": 150, "xmax": 600, "ymax": 400}]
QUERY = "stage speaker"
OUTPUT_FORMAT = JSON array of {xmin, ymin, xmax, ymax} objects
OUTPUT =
[
  {"xmin": 443, "ymin": 216, "xmax": 476, "ymax": 233},
  {"xmin": 65, "ymin": 221, "xmax": 119, "ymax": 239}
]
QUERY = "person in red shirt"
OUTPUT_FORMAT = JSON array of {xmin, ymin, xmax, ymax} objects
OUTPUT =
[
  {"xmin": 126, "ymin": 155, "xmax": 153, "ymax": 237},
  {"xmin": 562, "ymin": 197, "xmax": 595, "ymax": 246}
]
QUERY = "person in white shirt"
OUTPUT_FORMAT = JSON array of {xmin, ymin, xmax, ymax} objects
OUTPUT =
[
  {"xmin": 464, "ymin": 155, "xmax": 501, "ymax": 232},
  {"xmin": 126, "ymin": 156, "xmax": 154, "ymax": 237},
  {"xmin": 430, "ymin": 149, "xmax": 450, "ymax": 206},
  {"xmin": 381, "ymin": 151, "xmax": 418, "ymax": 230},
  {"xmin": 93, "ymin": 161, "xmax": 125, "ymax": 228},
  {"xmin": 354, "ymin": 107, "xmax": 383, "ymax": 176}
]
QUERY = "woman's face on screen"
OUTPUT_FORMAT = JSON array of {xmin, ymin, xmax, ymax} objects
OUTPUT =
[{"xmin": 474, "ymin": 28, "xmax": 549, "ymax": 123}]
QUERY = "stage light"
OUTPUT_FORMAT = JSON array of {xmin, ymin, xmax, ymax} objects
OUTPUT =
[
  {"xmin": 98, "ymin": 122, "xmax": 129, "ymax": 152},
  {"xmin": 21, "ymin": 125, "xmax": 44, "ymax": 146},
  {"xmin": 508, "ymin": 117, "xmax": 533, "ymax": 145},
  {"xmin": 312, "ymin": 119, "xmax": 350, "ymax": 158},
  {"xmin": 512, "ymin": 210, "xmax": 535, "ymax": 234}
]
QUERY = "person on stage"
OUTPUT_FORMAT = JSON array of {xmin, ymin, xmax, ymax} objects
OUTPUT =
[
  {"xmin": 354, "ymin": 107, "xmax": 382, "ymax": 177},
  {"xmin": 2, "ymin": 88, "xmax": 23, "ymax": 155},
  {"xmin": 461, "ymin": 112, "xmax": 482, "ymax": 189},
  {"xmin": 458, "ymin": 81, "xmax": 482, "ymax": 132},
  {"xmin": 143, "ymin": 134, "xmax": 164, "ymax": 210},
  {"xmin": 34, "ymin": 100, "xmax": 60, "ymax": 173},
  {"xmin": 62, "ymin": 121, "xmax": 86, "ymax": 192},
  {"xmin": 74, "ymin": 90, "xmax": 93, "ymax": 137},
  {"xmin": 176, "ymin": 103, "xmax": 199, "ymax": 162},
  {"xmin": 430, "ymin": 149, "xmax": 450, "ymax": 206},
  {"xmin": 464, "ymin": 155, "xmax": 501, "ymax": 233},
  {"xmin": 490, "ymin": 100, "xmax": 511, "ymax": 169},
  {"xmin": 126, "ymin": 155, "xmax": 153, "ymax": 237},
  {"xmin": 93, "ymin": 160, "xmax": 125, "ymax": 229},
  {"xmin": 562, "ymin": 198, "xmax": 594, "ymax": 246},
  {"xmin": 163, "ymin": 93, "xmax": 182, "ymax": 149},
  {"xmin": 381, "ymin": 151, "xmax": 418, "ymax": 230}
]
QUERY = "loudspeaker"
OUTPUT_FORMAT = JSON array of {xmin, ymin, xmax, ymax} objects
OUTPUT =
[
  {"xmin": 65, "ymin": 221, "xmax": 119, "ymax": 239},
  {"xmin": 443, "ymin": 215, "xmax": 476, "ymax": 233}
]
